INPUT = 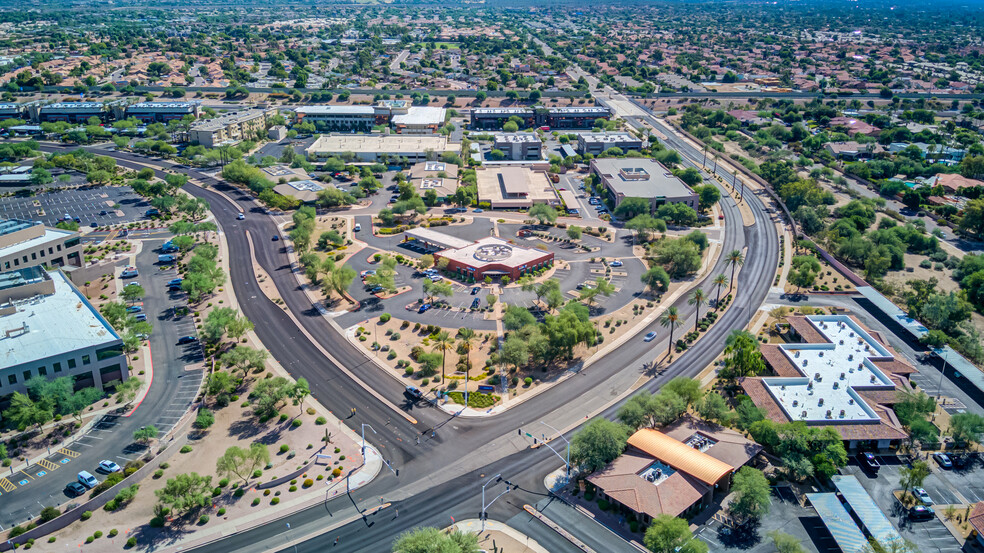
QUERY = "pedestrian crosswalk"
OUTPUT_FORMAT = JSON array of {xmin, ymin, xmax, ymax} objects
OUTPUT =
[
  {"xmin": 37, "ymin": 459, "xmax": 59, "ymax": 471},
  {"xmin": 0, "ymin": 477, "xmax": 14, "ymax": 492}
]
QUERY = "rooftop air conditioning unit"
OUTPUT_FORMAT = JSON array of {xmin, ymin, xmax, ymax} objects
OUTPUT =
[
  {"xmin": 792, "ymin": 400, "xmax": 798, "ymax": 407},
  {"xmin": 826, "ymin": 410, "xmax": 833, "ymax": 419},
  {"xmin": 839, "ymin": 409, "xmax": 846, "ymax": 417},
  {"xmin": 848, "ymin": 354, "xmax": 853, "ymax": 361},
  {"xmin": 833, "ymin": 382, "xmax": 839, "ymax": 389},
  {"xmin": 801, "ymin": 410, "xmax": 808, "ymax": 418},
  {"xmin": 870, "ymin": 375, "xmax": 877, "ymax": 383},
  {"xmin": 839, "ymin": 339, "xmax": 844, "ymax": 345},
  {"xmin": 849, "ymin": 398, "xmax": 855, "ymax": 405},
  {"xmin": 818, "ymin": 398, "xmax": 824, "ymax": 406},
  {"xmin": 840, "ymin": 372, "xmax": 846, "ymax": 380}
]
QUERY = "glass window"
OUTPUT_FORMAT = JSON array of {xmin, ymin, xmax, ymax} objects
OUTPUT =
[
  {"xmin": 53, "ymin": 362, "xmax": 62, "ymax": 373},
  {"xmin": 38, "ymin": 366, "xmax": 46, "ymax": 376},
  {"xmin": 57, "ymin": 244, "xmax": 61, "ymax": 251},
  {"xmin": 96, "ymin": 346, "xmax": 123, "ymax": 361},
  {"xmin": 82, "ymin": 354, "xmax": 90, "ymax": 365},
  {"xmin": 40, "ymin": 250, "xmax": 45, "ymax": 257},
  {"xmin": 68, "ymin": 358, "xmax": 77, "ymax": 369},
  {"xmin": 7, "ymin": 374, "xmax": 15, "ymax": 385},
  {"xmin": 31, "ymin": 253, "xmax": 36, "ymax": 260},
  {"xmin": 22, "ymin": 370, "xmax": 31, "ymax": 381}
]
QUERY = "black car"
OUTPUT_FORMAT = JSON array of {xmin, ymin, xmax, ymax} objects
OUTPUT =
[
  {"xmin": 272, "ymin": 235, "xmax": 280, "ymax": 241},
  {"xmin": 857, "ymin": 452, "xmax": 880, "ymax": 471},
  {"xmin": 177, "ymin": 336, "xmax": 198, "ymax": 345},
  {"xmin": 909, "ymin": 505, "xmax": 935, "ymax": 520},
  {"xmin": 471, "ymin": 298, "xmax": 480, "ymax": 309},
  {"xmin": 471, "ymin": 287, "xmax": 480, "ymax": 295},
  {"xmin": 65, "ymin": 482, "xmax": 87, "ymax": 496}
]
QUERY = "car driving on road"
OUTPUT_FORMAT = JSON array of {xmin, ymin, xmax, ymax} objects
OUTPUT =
[{"xmin": 644, "ymin": 331, "xmax": 657, "ymax": 342}]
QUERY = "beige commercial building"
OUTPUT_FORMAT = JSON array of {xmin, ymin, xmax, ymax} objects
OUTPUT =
[
  {"xmin": 476, "ymin": 167, "xmax": 559, "ymax": 209},
  {"xmin": 408, "ymin": 161, "xmax": 459, "ymax": 201},
  {"xmin": 0, "ymin": 219, "xmax": 82, "ymax": 273},
  {"xmin": 305, "ymin": 134, "xmax": 459, "ymax": 163},
  {"xmin": 189, "ymin": 108, "xmax": 274, "ymax": 148}
]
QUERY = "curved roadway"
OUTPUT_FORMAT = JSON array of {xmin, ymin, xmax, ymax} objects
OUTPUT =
[{"xmin": 37, "ymin": 135, "xmax": 780, "ymax": 551}]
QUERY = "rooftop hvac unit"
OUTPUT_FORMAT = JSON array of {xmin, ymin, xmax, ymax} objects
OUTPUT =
[
  {"xmin": 840, "ymin": 372, "xmax": 846, "ymax": 380},
  {"xmin": 826, "ymin": 410, "xmax": 833, "ymax": 419},
  {"xmin": 870, "ymin": 375, "xmax": 877, "ymax": 383},
  {"xmin": 848, "ymin": 354, "xmax": 853, "ymax": 361},
  {"xmin": 792, "ymin": 400, "xmax": 798, "ymax": 407},
  {"xmin": 807, "ymin": 381, "xmax": 814, "ymax": 390},
  {"xmin": 803, "ymin": 359, "xmax": 809, "ymax": 367},
  {"xmin": 849, "ymin": 332, "xmax": 854, "ymax": 338},
  {"xmin": 801, "ymin": 410, "xmax": 808, "ymax": 418},
  {"xmin": 839, "ymin": 410, "xmax": 846, "ymax": 417},
  {"xmin": 833, "ymin": 382, "xmax": 839, "ymax": 389},
  {"xmin": 849, "ymin": 398, "xmax": 855, "ymax": 404},
  {"xmin": 818, "ymin": 398, "xmax": 824, "ymax": 406},
  {"xmin": 819, "ymin": 351, "xmax": 824, "ymax": 358},
  {"xmin": 839, "ymin": 339, "xmax": 844, "ymax": 345}
]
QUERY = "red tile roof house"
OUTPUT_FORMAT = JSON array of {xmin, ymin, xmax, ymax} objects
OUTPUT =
[
  {"xmin": 586, "ymin": 415, "xmax": 762, "ymax": 524},
  {"xmin": 828, "ymin": 117, "xmax": 881, "ymax": 137},
  {"xmin": 970, "ymin": 502, "xmax": 984, "ymax": 548},
  {"xmin": 741, "ymin": 315, "xmax": 916, "ymax": 451},
  {"xmin": 932, "ymin": 173, "xmax": 984, "ymax": 194}
]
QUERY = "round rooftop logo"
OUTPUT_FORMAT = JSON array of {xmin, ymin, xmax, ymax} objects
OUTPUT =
[{"xmin": 474, "ymin": 244, "xmax": 513, "ymax": 262}]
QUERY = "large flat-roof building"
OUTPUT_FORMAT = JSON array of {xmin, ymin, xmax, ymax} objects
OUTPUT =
[
  {"xmin": 587, "ymin": 416, "xmax": 762, "ymax": 523},
  {"xmin": 404, "ymin": 230, "xmax": 553, "ymax": 281},
  {"xmin": 0, "ymin": 219, "xmax": 83, "ymax": 273},
  {"xmin": 470, "ymin": 106, "xmax": 612, "ymax": 130},
  {"xmin": 0, "ymin": 103, "xmax": 24, "ymax": 119},
  {"xmin": 590, "ymin": 158, "xmax": 698, "ymax": 213},
  {"xmin": 740, "ymin": 315, "xmax": 915, "ymax": 450},
  {"xmin": 0, "ymin": 267, "xmax": 127, "ymax": 404},
  {"xmin": 476, "ymin": 167, "xmax": 558, "ymax": 209},
  {"xmin": 295, "ymin": 101, "xmax": 445, "ymax": 134},
  {"xmin": 492, "ymin": 133, "xmax": 543, "ymax": 161},
  {"xmin": 33, "ymin": 102, "xmax": 107, "ymax": 123},
  {"xmin": 305, "ymin": 134, "xmax": 458, "ymax": 163},
  {"xmin": 577, "ymin": 132, "xmax": 644, "ymax": 156},
  {"xmin": 189, "ymin": 108, "xmax": 273, "ymax": 148},
  {"xmin": 408, "ymin": 161, "xmax": 459, "ymax": 201},
  {"xmin": 123, "ymin": 101, "xmax": 201, "ymax": 123}
]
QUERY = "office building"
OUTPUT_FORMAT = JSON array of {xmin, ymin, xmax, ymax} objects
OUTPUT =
[
  {"xmin": 492, "ymin": 133, "xmax": 543, "ymax": 161},
  {"xmin": 470, "ymin": 106, "xmax": 612, "ymax": 130},
  {"xmin": 32, "ymin": 102, "xmax": 107, "ymax": 123},
  {"xmin": 587, "ymin": 416, "xmax": 762, "ymax": 523},
  {"xmin": 740, "ymin": 315, "xmax": 915, "ymax": 449},
  {"xmin": 304, "ymin": 134, "xmax": 458, "ymax": 163},
  {"xmin": 577, "ymin": 132, "xmax": 644, "ymax": 156},
  {"xmin": 405, "ymin": 230, "xmax": 553, "ymax": 281},
  {"xmin": 0, "ymin": 267, "xmax": 128, "ymax": 402},
  {"xmin": 123, "ymin": 101, "xmax": 201, "ymax": 123},
  {"xmin": 476, "ymin": 167, "xmax": 558, "ymax": 209},
  {"xmin": 0, "ymin": 219, "xmax": 83, "ymax": 272},
  {"xmin": 0, "ymin": 103, "xmax": 23, "ymax": 119},
  {"xmin": 189, "ymin": 108, "xmax": 273, "ymax": 148},
  {"xmin": 590, "ymin": 158, "xmax": 698, "ymax": 213},
  {"xmin": 294, "ymin": 101, "xmax": 446, "ymax": 134},
  {"xmin": 408, "ymin": 161, "xmax": 459, "ymax": 201}
]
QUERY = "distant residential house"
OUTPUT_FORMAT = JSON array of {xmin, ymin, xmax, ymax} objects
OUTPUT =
[
  {"xmin": 827, "ymin": 117, "xmax": 880, "ymax": 137},
  {"xmin": 926, "ymin": 195, "xmax": 968, "ymax": 210},
  {"xmin": 824, "ymin": 141, "xmax": 884, "ymax": 160},
  {"xmin": 970, "ymin": 502, "xmax": 984, "ymax": 548},
  {"xmin": 727, "ymin": 109, "xmax": 769, "ymax": 127},
  {"xmin": 932, "ymin": 173, "xmax": 984, "ymax": 194},
  {"xmin": 888, "ymin": 142, "xmax": 964, "ymax": 163}
]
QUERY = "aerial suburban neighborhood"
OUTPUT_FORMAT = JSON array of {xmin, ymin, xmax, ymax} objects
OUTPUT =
[{"xmin": 0, "ymin": 1, "xmax": 982, "ymax": 552}]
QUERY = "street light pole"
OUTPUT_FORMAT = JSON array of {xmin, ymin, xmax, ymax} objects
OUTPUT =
[
  {"xmin": 361, "ymin": 424, "xmax": 376, "ymax": 457},
  {"xmin": 481, "ymin": 473, "xmax": 501, "ymax": 533},
  {"xmin": 541, "ymin": 421, "xmax": 571, "ymax": 479},
  {"xmin": 933, "ymin": 348, "xmax": 950, "ymax": 421}
]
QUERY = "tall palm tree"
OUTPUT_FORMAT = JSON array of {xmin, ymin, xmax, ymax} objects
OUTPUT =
[
  {"xmin": 713, "ymin": 274, "xmax": 728, "ymax": 310},
  {"xmin": 689, "ymin": 288, "xmax": 707, "ymax": 332},
  {"xmin": 660, "ymin": 306, "xmax": 680, "ymax": 360},
  {"xmin": 432, "ymin": 331, "xmax": 455, "ymax": 386},
  {"xmin": 457, "ymin": 328, "xmax": 476, "ymax": 372},
  {"xmin": 727, "ymin": 249, "xmax": 744, "ymax": 293}
]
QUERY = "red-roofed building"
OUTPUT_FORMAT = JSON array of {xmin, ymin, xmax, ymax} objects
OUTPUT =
[{"xmin": 740, "ymin": 315, "xmax": 915, "ymax": 450}]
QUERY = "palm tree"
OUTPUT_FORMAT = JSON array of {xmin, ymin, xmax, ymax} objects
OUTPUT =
[
  {"xmin": 727, "ymin": 249, "xmax": 744, "ymax": 293},
  {"xmin": 713, "ymin": 274, "xmax": 728, "ymax": 310},
  {"xmin": 660, "ymin": 306, "xmax": 680, "ymax": 360},
  {"xmin": 432, "ymin": 331, "xmax": 455, "ymax": 386},
  {"xmin": 457, "ymin": 328, "xmax": 476, "ymax": 372},
  {"xmin": 689, "ymin": 288, "xmax": 707, "ymax": 332}
]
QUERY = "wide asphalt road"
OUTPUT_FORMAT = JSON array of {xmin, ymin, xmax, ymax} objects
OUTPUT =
[{"xmin": 34, "ymin": 140, "xmax": 780, "ymax": 551}]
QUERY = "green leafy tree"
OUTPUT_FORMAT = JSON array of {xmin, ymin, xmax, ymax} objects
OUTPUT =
[
  {"xmin": 768, "ymin": 530, "xmax": 806, "ymax": 553},
  {"xmin": 614, "ymin": 197, "xmax": 652, "ymax": 220},
  {"xmin": 216, "ymin": 444, "xmax": 270, "ymax": 485},
  {"xmin": 528, "ymin": 203, "xmax": 558, "ymax": 225},
  {"xmin": 641, "ymin": 266, "xmax": 670, "ymax": 294},
  {"xmin": 697, "ymin": 392, "xmax": 733, "ymax": 425},
  {"xmin": 644, "ymin": 515, "xmax": 708, "ymax": 553},
  {"xmin": 727, "ymin": 249, "xmax": 744, "ymax": 292},
  {"xmin": 694, "ymin": 184, "xmax": 721, "ymax": 212},
  {"xmin": 4, "ymin": 392, "xmax": 52, "ymax": 431},
  {"xmin": 221, "ymin": 346, "xmax": 269, "ymax": 384},
  {"xmin": 662, "ymin": 377, "xmax": 702, "ymax": 405},
  {"xmin": 712, "ymin": 274, "xmax": 728, "ymax": 309},
  {"xmin": 789, "ymin": 255, "xmax": 821, "ymax": 290},
  {"xmin": 729, "ymin": 466, "xmax": 771, "ymax": 521},
  {"xmin": 651, "ymin": 238, "xmax": 701, "ymax": 278},
  {"xmin": 154, "ymin": 472, "xmax": 213, "ymax": 515},
  {"xmin": 949, "ymin": 412, "xmax": 984, "ymax": 449},
  {"xmin": 431, "ymin": 330, "xmax": 455, "ymax": 384},
  {"xmin": 660, "ymin": 306, "xmax": 680, "ymax": 359},
  {"xmin": 898, "ymin": 460, "xmax": 930, "ymax": 499},
  {"xmin": 120, "ymin": 284, "xmax": 145, "ymax": 304},
  {"xmin": 570, "ymin": 417, "xmax": 629, "ymax": 472},
  {"xmin": 688, "ymin": 288, "xmax": 707, "ymax": 331},
  {"xmin": 114, "ymin": 377, "xmax": 143, "ymax": 406},
  {"xmin": 133, "ymin": 425, "xmax": 158, "ymax": 444}
]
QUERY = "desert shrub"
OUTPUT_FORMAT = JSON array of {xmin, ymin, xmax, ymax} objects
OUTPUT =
[{"xmin": 315, "ymin": 416, "xmax": 327, "ymax": 425}]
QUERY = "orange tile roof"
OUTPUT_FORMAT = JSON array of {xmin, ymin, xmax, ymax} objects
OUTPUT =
[
  {"xmin": 969, "ymin": 502, "xmax": 984, "ymax": 535},
  {"xmin": 627, "ymin": 429, "xmax": 733, "ymax": 485}
]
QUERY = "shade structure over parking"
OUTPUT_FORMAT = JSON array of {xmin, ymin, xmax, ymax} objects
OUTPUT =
[
  {"xmin": 832, "ymin": 474, "xmax": 904, "ymax": 547},
  {"xmin": 806, "ymin": 492, "xmax": 869, "ymax": 553}
]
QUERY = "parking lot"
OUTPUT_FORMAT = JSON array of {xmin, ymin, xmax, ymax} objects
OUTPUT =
[
  {"xmin": 0, "ymin": 185, "xmax": 151, "ymax": 227},
  {"xmin": 839, "ymin": 454, "xmax": 966, "ymax": 553}
]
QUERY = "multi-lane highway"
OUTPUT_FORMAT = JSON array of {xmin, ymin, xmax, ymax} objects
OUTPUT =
[{"xmin": 35, "ymin": 124, "xmax": 781, "ymax": 550}]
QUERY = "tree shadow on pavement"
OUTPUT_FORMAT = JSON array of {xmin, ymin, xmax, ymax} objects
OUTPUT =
[
  {"xmin": 717, "ymin": 519, "xmax": 761, "ymax": 549},
  {"xmin": 128, "ymin": 518, "xmax": 196, "ymax": 551}
]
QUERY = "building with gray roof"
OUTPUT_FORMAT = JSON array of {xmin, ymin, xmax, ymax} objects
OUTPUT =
[
  {"xmin": 0, "ymin": 267, "xmax": 127, "ymax": 400},
  {"xmin": 590, "ymin": 158, "xmax": 697, "ymax": 214}
]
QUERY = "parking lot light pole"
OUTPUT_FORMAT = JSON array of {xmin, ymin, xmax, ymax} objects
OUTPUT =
[
  {"xmin": 540, "ymin": 421, "xmax": 571, "ymax": 480},
  {"xmin": 933, "ymin": 348, "xmax": 950, "ymax": 420}
]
